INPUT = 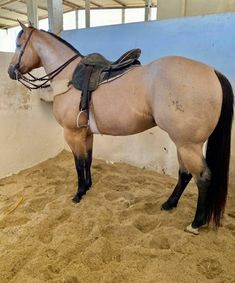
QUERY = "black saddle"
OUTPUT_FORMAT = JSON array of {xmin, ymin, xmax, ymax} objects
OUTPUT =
[{"xmin": 71, "ymin": 48, "xmax": 141, "ymax": 119}]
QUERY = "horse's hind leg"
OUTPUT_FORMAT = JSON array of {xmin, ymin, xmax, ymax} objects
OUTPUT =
[
  {"xmin": 188, "ymin": 167, "xmax": 211, "ymax": 234},
  {"xmin": 161, "ymin": 152, "xmax": 192, "ymax": 210},
  {"xmin": 177, "ymin": 144, "xmax": 210, "ymax": 234}
]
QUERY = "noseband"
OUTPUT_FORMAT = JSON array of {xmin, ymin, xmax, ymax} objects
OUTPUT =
[{"xmin": 15, "ymin": 29, "xmax": 80, "ymax": 90}]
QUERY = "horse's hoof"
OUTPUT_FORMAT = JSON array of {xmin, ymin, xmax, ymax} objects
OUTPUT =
[
  {"xmin": 161, "ymin": 201, "xmax": 177, "ymax": 211},
  {"xmin": 185, "ymin": 224, "xmax": 199, "ymax": 235},
  {"xmin": 72, "ymin": 194, "xmax": 83, "ymax": 203}
]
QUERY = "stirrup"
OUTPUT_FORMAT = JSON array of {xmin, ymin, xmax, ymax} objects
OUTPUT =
[{"xmin": 76, "ymin": 110, "xmax": 89, "ymax": 128}]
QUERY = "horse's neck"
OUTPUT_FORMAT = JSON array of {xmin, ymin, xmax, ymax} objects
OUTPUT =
[{"xmin": 35, "ymin": 33, "xmax": 81, "ymax": 80}]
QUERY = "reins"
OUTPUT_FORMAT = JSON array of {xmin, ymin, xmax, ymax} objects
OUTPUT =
[
  {"xmin": 15, "ymin": 29, "xmax": 80, "ymax": 90},
  {"xmin": 18, "ymin": 53, "xmax": 80, "ymax": 90}
]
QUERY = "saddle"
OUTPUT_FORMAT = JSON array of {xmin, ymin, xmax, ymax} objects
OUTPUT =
[{"xmin": 71, "ymin": 48, "xmax": 141, "ymax": 126}]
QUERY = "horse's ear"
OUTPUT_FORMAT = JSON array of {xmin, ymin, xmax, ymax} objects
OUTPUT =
[
  {"xmin": 28, "ymin": 21, "xmax": 34, "ymax": 28},
  {"xmin": 17, "ymin": 20, "xmax": 27, "ymax": 32}
]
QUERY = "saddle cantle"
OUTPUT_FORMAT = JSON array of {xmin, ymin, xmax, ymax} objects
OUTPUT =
[{"xmin": 71, "ymin": 48, "xmax": 141, "ymax": 127}]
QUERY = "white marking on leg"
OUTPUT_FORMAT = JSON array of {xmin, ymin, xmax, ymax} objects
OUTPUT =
[{"xmin": 185, "ymin": 224, "xmax": 199, "ymax": 235}]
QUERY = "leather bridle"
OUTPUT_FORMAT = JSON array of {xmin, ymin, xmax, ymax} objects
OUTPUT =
[
  {"xmin": 15, "ymin": 28, "xmax": 35, "ymax": 74},
  {"xmin": 15, "ymin": 28, "xmax": 80, "ymax": 90}
]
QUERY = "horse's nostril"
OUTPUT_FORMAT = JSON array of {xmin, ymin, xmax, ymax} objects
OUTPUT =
[{"xmin": 8, "ymin": 65, "xmax": 17, "ymax": 80}]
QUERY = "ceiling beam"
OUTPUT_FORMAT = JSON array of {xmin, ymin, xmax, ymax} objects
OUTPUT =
[
  {"xmin": 89, "ymin": 1, "xmax": 102, "ymax": 8},
  {"xmin": 0, "ymin": 0, "xmax": 17, "ymax": 7},
  {"xmin": 63, "ymin": 0, "xmax": 82, "ymax": 9},
  {"xmin": 0, "ymin": 15, "xmax": 22, "ymax": 23},
  {"xmin": 1, "ymin": 6, "xmax": 28, "ymax": 16},
  {"xmin": 19, "ymin": 0, "xmax": 48, "ymax": 12},
  {"xmin": 86, "ymin": 5, "xmax": 148, "ymax": 10},
  {"xmin": 82, "ymin": 0, "xmax": 101, "ymax": 8},
  {"xmin": 113, "ymin": 0, "xmax": 126, "ymax": 7}
]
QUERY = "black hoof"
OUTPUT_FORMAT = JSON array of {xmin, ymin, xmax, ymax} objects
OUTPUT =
[
  {"xmin": 192, "ymin": 219, "xmax": 207, "ymax": 229},
  {"xmin": 86, "ymin": 181, "xmax": 92, "ymax": 189},
  {"xmin": 161, "ymin": 201, "xmax": 177, "ymax": 211},
  {"xmin": 72, "ymin": 193, "xmax": 84, "ymax": 203}
]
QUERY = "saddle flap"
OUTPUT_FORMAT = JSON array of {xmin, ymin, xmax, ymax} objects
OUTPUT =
[{"xmin": 72, "ymin": 61, "xmax": 103, "ymax": 92}]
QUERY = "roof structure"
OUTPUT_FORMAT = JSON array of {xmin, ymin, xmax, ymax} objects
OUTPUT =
[{"xmin": 0, "ymin": 0, "xmax": 157, "ymax": 29}]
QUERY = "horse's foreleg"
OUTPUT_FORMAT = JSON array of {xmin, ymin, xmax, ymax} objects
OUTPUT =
[
  {"xmin": 73, "ymin": 154, "xmax": 87, "ymax": 203},
  {"xmin": 64, "ymin": 128, "xmax": 91, "ymax": 203},
  {"xmin": 85, "ymin": 134, "xmax": 93, "ymax": 189},
  {"xmin": 161, "ymin": 169, "xmax": 192, "ymax": 210}
]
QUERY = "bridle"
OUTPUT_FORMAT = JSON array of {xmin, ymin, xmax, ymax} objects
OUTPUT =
[{"xmin": 15, "ymin": 28, "xmax": 80, "ymax": 90}]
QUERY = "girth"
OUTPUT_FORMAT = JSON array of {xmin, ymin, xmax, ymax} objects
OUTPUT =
[{"xmin": 71, "ymin": 48, "xmax": 141, "ymax": 127}]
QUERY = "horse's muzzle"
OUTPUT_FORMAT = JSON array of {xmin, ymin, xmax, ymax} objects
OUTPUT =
[{"xmin": 8, "ymin": 64, "xmax": 18, "ymax": 80}]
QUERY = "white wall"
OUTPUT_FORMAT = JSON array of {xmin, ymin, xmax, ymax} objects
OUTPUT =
[
  {"xmin": 157, "ymin": 0, "xmax": 235, "ymax": 19},
  {"xmin": 93, "ymin": 129, "xmax": 177, "ymax": 176},
  {"xmin": 0, "ymin": 52, "xmax": 64, "ymax": 178}
]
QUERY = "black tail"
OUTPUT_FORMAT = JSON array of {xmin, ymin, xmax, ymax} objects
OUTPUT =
[{"xmin": 205, "ymin": 70, "xmax": 234, "ymax": 227}]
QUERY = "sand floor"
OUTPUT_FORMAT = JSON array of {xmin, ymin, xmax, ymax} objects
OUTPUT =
[{"xmin": 0, "ymin": 150, "xmax": 234, "ymax": 283}]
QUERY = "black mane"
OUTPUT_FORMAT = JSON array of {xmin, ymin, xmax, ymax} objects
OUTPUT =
[{"xmin": 41, "ymin": 30, "xmax": 83, "ymax": 57}]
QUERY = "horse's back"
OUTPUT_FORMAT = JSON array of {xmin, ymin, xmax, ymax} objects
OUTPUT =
[{"xmin": 148, "ymin": 56, "xmax": 223, "ymax": 145}]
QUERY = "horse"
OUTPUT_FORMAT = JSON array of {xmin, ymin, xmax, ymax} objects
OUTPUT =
[{"xmin": 8, "ymin": 22, "xmax": 234, "ymax": 235}]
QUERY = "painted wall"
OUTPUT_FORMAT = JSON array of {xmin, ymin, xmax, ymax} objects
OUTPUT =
[
  {"xmin": 157, "ymin": 0, "xmax": 235, "ymax": 20},
  {"xmin": 63, "ymin": 13, "xmax": 235, "ymax": 184},
  {"xmin": 0, "ymin": 52, "xmax": 63, "ymax": 178}
]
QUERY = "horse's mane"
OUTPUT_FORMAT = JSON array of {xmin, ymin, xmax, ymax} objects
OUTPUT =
[
  {"xmin": 17, "ymin": 28, "xmax": 83, "ymax": 57},
  {"xmin": 41, "ymin": 29, "xmax": 84, "ymax": 57}
]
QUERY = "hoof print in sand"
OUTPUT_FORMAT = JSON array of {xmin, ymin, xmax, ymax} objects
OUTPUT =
[{"xmin": 197, "ymin": 258, "xmax": 223, "ymax": 280}]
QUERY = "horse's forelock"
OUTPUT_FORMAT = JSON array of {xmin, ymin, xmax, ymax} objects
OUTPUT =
[{"xmin": 16, "ymin": 29, "xmax": 24, "ymax": 45}]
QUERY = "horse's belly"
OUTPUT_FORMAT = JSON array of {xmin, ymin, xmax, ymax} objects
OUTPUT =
[
  {"xmin": 92, "ymin": 104, "xmax": 155, "ymax": 136},
  {"xmin": 91, "ymin": 67, "xmax": 156, "ymax": 136}
]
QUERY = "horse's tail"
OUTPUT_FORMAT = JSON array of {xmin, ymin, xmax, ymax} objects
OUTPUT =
[{"xmin": 205, "ymin": 70, "xmax": 234, "ymax": 227}]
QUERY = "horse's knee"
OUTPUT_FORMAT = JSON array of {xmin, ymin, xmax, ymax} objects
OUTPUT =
[{"xmin": 64, "ymin": 128, "xmax": 87, "ymax": 157}]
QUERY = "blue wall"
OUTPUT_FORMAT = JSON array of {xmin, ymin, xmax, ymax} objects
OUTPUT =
[{"xmin": 63, "ymin": 13, "xmax": 235, "ymax": 85}]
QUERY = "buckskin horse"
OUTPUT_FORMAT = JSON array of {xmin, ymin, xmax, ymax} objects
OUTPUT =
[{"xmin": 8, "ymin": 22, "xmax": 234, "ymax": 234}]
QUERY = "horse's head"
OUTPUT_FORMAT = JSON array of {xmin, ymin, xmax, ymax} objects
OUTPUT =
[{"xmin": 8, "ymin": 21, "xmax": 41, "ymax": 80}]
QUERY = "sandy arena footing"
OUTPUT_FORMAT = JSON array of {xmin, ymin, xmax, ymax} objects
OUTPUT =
[{"xmin": 0, "ymin": 151, "xmax": 234, "ymax": 283}]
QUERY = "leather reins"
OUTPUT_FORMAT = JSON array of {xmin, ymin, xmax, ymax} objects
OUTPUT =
[{"xmin": 15, "ymin": 29, "xmax": 80, "ymax": 90}]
